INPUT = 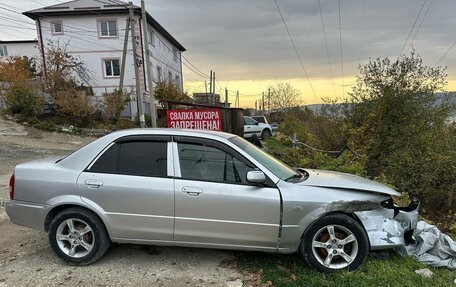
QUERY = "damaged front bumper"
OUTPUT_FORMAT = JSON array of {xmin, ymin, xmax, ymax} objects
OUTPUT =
[{"xmin": 354, "ymin": 197, "xmax": 420, "ymax": 250}]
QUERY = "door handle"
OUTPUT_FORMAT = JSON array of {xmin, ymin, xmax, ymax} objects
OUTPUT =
[
  {"xmin": 182, "ymin": 186, "xmax": 203, "ymax": 196},
  {"xmin": 85, "ymin": 179, "xmax": 103, "ymax": 189}
]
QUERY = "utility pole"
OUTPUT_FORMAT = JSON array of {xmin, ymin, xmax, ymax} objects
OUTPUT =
[
  {"xmin": 209, "ymin": 70, "xmax": 212, "ymax": 99},
  {"xmin": 119, "ymin": 17, "xmax": 130, "ymax": 91},
  {"xmin": 225, "ymin": 88, "xmax": 228, "ymax": 107},
  {"xmin": 268, "ymin": 88, "xmax": 271, "ymax": 113},
  {"xmin": 262, "ymin": 92, "xmax": 265, "ymax": 115},
  {"xmin": 255, "ymin": 100, "xmax": 257, "ymax": 111},
  {"xmin": 141, "ymin": 0, "xmax": 157, "ymax": 128},
  {"xmin": 236, "ymin": 90, "xmax": 239, "ymax": 108},
  {"xmin": 129, "ymin": 2, "xmax": 145, "ymax": 128},
  {"xmin": 212, "ymin": 72, "xmax": 216, "ymax": 94}
]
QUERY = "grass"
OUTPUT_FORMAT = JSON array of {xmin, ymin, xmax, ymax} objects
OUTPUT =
[{"xmin": 236, "ymin": 252, "xmax": 455, "ymax": 287}]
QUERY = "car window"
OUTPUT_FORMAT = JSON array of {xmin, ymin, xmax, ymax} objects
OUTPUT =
[
  {"xmin": 90, "ymin": 141, "xmax": 167, "ymax": 177},
  {"xmin": 229, "ymin": 136, "xmax": 299, "ymax": 181},
  {"xmin": 244, "ymin": 117, "xmax": 257, "ymax": 125},
  {"xmin": 177, "ymin": 142, "xmax": 253, "ymax": 184},
  {"xmin": 252, "ymin": 116, "xmax": 266, "ymax": 124}
]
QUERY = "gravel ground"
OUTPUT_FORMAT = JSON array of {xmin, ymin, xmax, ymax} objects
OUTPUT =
[{"xmin": 0, "ymin": 118, "xmax": 244, "ymax": 287}]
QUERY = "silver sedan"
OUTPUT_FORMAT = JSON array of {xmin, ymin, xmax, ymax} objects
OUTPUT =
[{"xmin": 5, "ymin": 129, "xmax": 419, "ymax": 272}]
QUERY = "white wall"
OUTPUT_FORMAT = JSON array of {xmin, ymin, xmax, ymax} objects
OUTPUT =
[
  {"xmin": 38, "ymin": 14, "xmax": 135, "ymax": 97},
  {"xmin": 145, "ymin": 22, "xmax": 183, "ymax": 91},
  {"xmin": 0, "ymin": 42, "xmax": 39, "ymax": 60}
]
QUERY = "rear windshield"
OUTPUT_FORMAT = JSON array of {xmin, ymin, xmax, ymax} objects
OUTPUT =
[{"xmin": 252, "ymin": 116, "xmax": 267, "ymax": 124}]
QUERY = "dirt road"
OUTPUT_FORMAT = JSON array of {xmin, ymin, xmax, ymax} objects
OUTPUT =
[{"xmin": 0, "ymin": 118, "xmax": 243, "ymax": 287}]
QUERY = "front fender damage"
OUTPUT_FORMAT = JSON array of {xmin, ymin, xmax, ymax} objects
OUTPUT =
[{"xmin": 353, "ymin": 198, "xmax": 420, "ymax": 250}]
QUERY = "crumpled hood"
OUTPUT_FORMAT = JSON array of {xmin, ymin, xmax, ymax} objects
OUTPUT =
[{"xmin": 297, "ymin": 169, "xmax": 400, "ymax": 196}]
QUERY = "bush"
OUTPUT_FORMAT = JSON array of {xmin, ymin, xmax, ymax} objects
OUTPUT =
[
  {"xmin": 0, "ymin": 57, "xmax": 42, "ymax": 116},
  {"xmin": 103, "ymin": 89, "xmax": 129, "ymax": 124},
  {"xmin": 53, "ymin": 87, "xmax": 94, "ymax": 126}
]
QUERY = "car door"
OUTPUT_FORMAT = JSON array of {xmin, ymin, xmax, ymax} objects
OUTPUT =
[
  {"xmin": 77, "ymin": 136, "xmax": 174, "ymax": 241},
  {"xmin": 173, "ymin": 137, "xmax": 281, "ymax": 249},
  {"xmin": 244, "ymin": 117, "xmax": 260, "ymax": 138}
]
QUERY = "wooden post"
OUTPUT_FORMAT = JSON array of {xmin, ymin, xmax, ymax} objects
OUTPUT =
[
  {"xmin": 129, "ymin": 2, "xmax": 145, "ymax": 127},
  {"xmin": 119, "ymin": 17, "xmax": 130, "ymax": 91},
  {"xmin": 141, "ymin": 0, "xmax": 157, "ymax": 127}
]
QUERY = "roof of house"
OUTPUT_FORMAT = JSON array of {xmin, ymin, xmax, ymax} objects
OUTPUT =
[
  {"xmin": 23, "ymin": 0, "xmax": 186, "ymax": 51},
  {"xmin": 0, "ymin": 40, "xmax": 38, "ymax": 44}
]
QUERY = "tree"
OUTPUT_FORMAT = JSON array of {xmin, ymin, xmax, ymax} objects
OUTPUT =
[
  {"xmin": 348, "ymin": 51, "xmax": 455, "ymax": 220},
  {"xmin": 0, "ymin": 56, "xmax": 42, "ymax": 116},
  {"xmin": 154, "ymin": 80, "xmax": 191, "ymax": 106},
  {"xmin": 268, "ymin": 82, "xmax": 302, "ymax": 110},
  {"xmin": 103, "ymin": 89, "xmax": 130, "ymax": 124},
  {"xmin": 40, "ymin": 41, "xmax": 94, "ymax": 123}
]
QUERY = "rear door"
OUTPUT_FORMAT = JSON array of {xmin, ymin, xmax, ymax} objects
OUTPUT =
[
  {"xmin": 77, "ymin": 136, "xmax": 174, "ymax": 241},
  {"xmin": 173, "ymin": 137, "xmax": 281, "ymax": 249}
]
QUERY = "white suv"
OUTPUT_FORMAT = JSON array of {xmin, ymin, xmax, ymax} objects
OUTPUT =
[{"xmin": 243, "ymin": 116, "xmax": 272, "ymax": 139}]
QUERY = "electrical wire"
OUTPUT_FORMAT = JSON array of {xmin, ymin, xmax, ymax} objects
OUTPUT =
[
  {"xmin": 338, "ymin": 0, "xmax": 344, "ymax": 97},
  {"xmin": 3, "ymin": 0, "xmax": 211, "ymax": 88},
  {"xmin": 318, "ymin": 0, "xmax": 336, "ymax": 98},
  {"xmin": 358, "ymin": 0, "xmax": 367, "ymax": 62},
  {"xmin": 398, "ymin": 0, "xmax": 427, "ymax": 57},
  {"xmin": 405, "ymin": 0, "xmax": 434, "ymax": 55},
  {"xmin": 273, "ymin": 0, "xmax": 318, "ymax": 101},
  {"xmin": 434, "ymin": 40, "xmax": 456, "ymax": 67}
]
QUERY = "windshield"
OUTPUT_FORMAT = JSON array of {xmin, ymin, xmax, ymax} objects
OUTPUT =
[{"xmin": 229, "ymin": 136, "xmax": 299, "ymax": 181}]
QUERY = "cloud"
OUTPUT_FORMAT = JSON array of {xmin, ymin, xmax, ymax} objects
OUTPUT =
[
  {"xmin": 2, "ymin": 0, "xmax": 456, "ymax": 101},
  {"xmin": 147, "ymin": 0, "xmax": 456, "ymax": 82}
]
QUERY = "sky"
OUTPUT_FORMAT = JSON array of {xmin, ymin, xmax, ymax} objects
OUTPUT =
[{"xmin": 1, "ymin": 0, "xmax": 456, "ymax": 108}]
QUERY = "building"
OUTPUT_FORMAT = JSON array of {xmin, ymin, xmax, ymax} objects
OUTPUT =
[
  {"xmin": 193, "ymin": 93, "xmax": 221, "ymax": 105},
  {"xmin": 23, "ymin": 0, "xmax": 185, "ymax": 117},
  {"xmin": 0, "ymin": 40, "xmax": 39, "ymax": 60}
]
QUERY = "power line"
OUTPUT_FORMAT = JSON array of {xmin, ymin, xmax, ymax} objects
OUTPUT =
[
  {"xmin": 405, "ymin": 0, "xmax": 434, "ymax": 55},
  {"xmin": 358, "ymin": 0, "xmax": 367, "ymax": 62},
  {"xmin": 398, "ymin": 0, "xmax": 427, "ymax": 57},
  {"xmin": 318, "ymin": 0, "xmax": 336, "ymax": 98},
  {"xmin": 434, "ymin": 40, "xmax": 456, "ymax": 67},
  {"xmin": 273, "ymin": 0, "xmax": 318, "ymax": 101},
  {"xmin": 338, "ymin": 0, "xmax": 344, "ymax": 97},
  {"xmin": 181, "ymin": 55, "xmax": 209, "ymax": 78},
  {"xmin": 2, "ymin": 1, "xmax": 210, "ymax": 85}
]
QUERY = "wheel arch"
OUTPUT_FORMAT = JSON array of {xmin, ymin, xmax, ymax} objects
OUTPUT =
[
  {"xmin": 44, "ymin": 204, "xmax": 112, "ymax": 238},
  {"xmin": 300, "ymin": 211, "xmax": 371, "ymax": 249}
]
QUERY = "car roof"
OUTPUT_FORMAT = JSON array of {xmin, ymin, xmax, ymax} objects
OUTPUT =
[
  {"xmin": 57, "ymin": 128, "xmax": 236, "ymax": 170},
  {"xmin": 108, "ymin": 128, "xmax": 235, "ymax": 140}
]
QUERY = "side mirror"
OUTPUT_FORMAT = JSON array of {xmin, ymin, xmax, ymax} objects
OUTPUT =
[
  {"xmin": 255, "ymin": 122, "xmax": 259, "ymax": 125},
  {"xmin": 247, "ymin": 170, "xmax": 266, "ymax": 184}
]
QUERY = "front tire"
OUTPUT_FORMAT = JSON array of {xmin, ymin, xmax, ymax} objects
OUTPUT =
[
  {"xmin": 300, "ymin": 213, "xmax": 369, "ymax": 272},
  {"xmin": 48, "ymin": 207, "xmax": 110, "ymax": 265}
]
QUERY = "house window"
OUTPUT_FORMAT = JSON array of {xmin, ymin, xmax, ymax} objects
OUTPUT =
[
  {"xmin": 174, "ymin": 75, "xmax": 180, "ymax": 86},
  {"xmin": 148, "ymin": 28, "xmax": 155, "ymax": 46},
  {"xmin": 168, "ymin": 71, "xmax": 172, "ymax": 83},
  {"xmin": 51, "ymin": 20, "xmax": 63, "ymax": 35},
  {"xmin": 104, "ymin": 59, "xmax": 120, "ymax": 77},
  {"xmin": 157, "ymin": 66, "xmax": 162, "ymax": 81},
  {"xmin": 99, "ymin": 20, "xmax": 117, "ymax": 37},
  {"xmin": 0, "ymin": 45, "xmax": 8, "ymax": 57},
  {"xmin": 173, "ymin": 48, "xmax": 178, "ymax": 62}
]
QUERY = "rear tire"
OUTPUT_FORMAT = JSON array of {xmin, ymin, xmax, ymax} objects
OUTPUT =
[
  {"xmin": 48, "ymin": 207, "xmax": 110, "ymax": 265},
  {"xmin": 300, "ymin": 213, "xmax": 369, "ymax": 272},
  {"xmin": 261, "ymin": 129, "xmax": 272, "ymax": 139}
]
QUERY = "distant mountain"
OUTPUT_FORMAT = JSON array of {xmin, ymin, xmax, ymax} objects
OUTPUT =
[{"xmin": 305, "ymin": 92, "xmax": 456, "ymax": 114}]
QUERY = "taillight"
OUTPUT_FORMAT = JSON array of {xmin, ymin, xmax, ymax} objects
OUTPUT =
[{"xmin": 9, "ymin": 174, "xmax": 15, "ymax": 200}]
